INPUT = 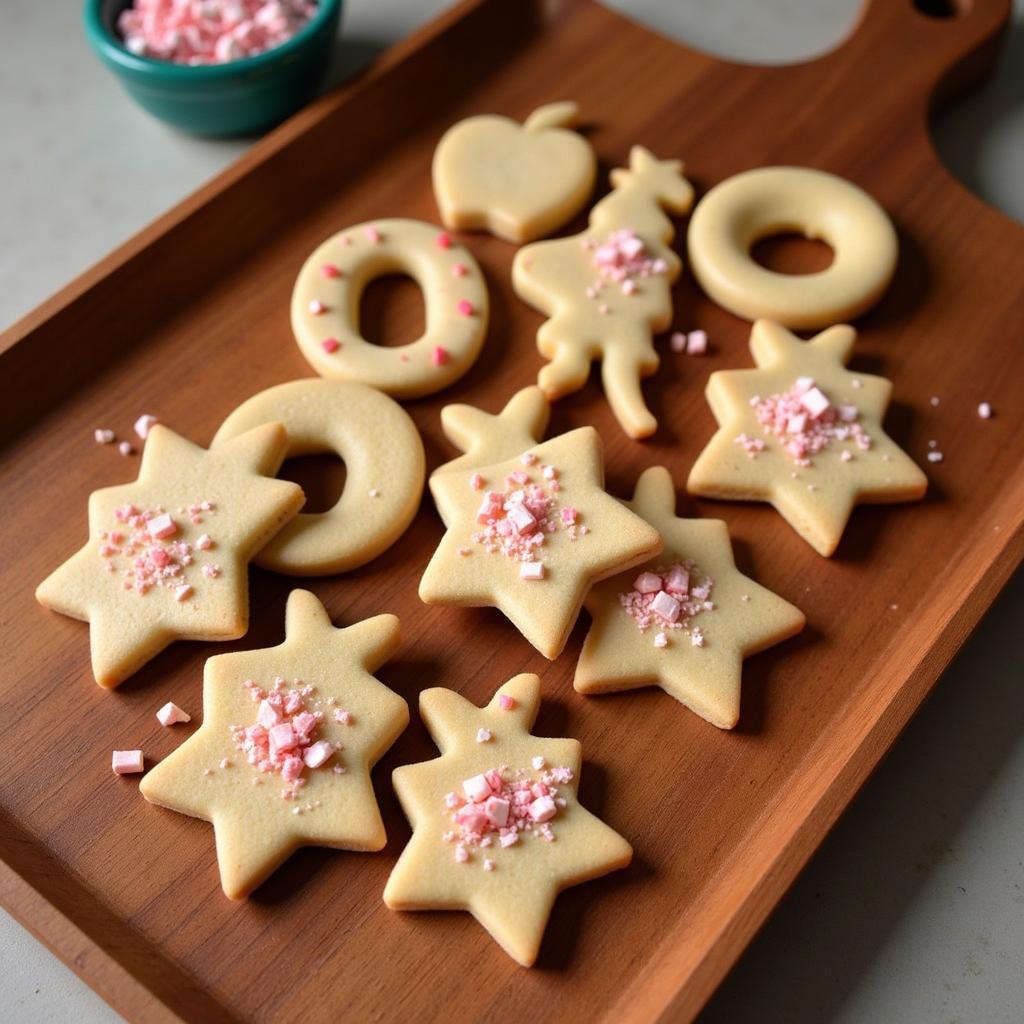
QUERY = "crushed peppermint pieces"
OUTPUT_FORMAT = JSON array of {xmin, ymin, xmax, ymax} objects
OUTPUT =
[
  {"xmin": 112, "ymin": 749, "xmax": 144, "ymax": 775},
  {"xmin": 118, "ymin": 0, "xmax": 319, "ymax": 65},
  {"xmin": 978, "ymin": 402, "xmax": 993, "ymax": 419},
  {"xmin": 99, "ymin": 503, "xmax": 221, "ymax": 598},
  {"xmin": 321, "ymin": 338, "xmax": 341, "ymax": 354},
  {"xmin": 620, "ymin": 561, "xmax": 713, "ymax": 646},
  {"xmin": 445, "ymin": 763, "xmax": 575, "ymax": 866},
  {"xmin": 94, "ymin": 428, "xmax": 115, "ymax": 445},
  {"xmin": 134, "ymin": 414, "xmax": 159, "ymax": 439},
  {"xmin": 589, "ymin": 227, "xmax": 668, "ymax": 301},
  {"xmin": 498, "ymin": 694, "xmax": 516, "ymax": 711},
  {"xmin": 230, "ymin": 678, "xmax": 345, "ymax": 799},
  {"xmin": 156, "ymin": 702, "xmax": 191, "ymax": 726},
  {"xmin": 738, "ymin": 378, "xmax": 871, "ymax": 465},
  {"xmin": 470, "ymin": 460, "xmax": 588, "ymax": 573}
]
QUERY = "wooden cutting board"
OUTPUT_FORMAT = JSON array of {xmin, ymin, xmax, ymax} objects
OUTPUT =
[{"xmin": 1, "ymin": 1, "xmax": 1021, "ymax": 1021}]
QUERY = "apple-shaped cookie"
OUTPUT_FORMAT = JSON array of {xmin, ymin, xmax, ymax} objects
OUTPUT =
[{"xmin": 432, "ymin": 102, "xmax": 596, "ymax": 244}]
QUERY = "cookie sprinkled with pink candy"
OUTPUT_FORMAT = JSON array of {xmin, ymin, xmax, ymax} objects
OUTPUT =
[
  {"xmin": 470, "ymin": 457, "xmax": 588, "ymax": 571},
  {"xmin": 585, "ymin": 227, "xmax": 668, "ymax": 299},
  {"xmin": 98, "ymin": 502, "xmax": 221, "ymax": 598},
  {"xmin": 230, "ymin": 677, "xmax": 342, "ymax": 800},
  {"xmin": 118, "ymin": 0, "xmax": 318, "ymax": 65},
  {"xmin": 620, "ymin": 562, "xmax": 713, "ymax": 647},
  {"xmin": 736, "ymin": 377, "xmax": 871, "ymax": 466},
  {"xmin": 443, "ymin": 763, "xmax": 575, "ymax": 865}
]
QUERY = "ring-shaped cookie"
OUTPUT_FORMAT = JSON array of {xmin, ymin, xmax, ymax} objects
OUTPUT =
[
  {"xmin": 291, "ymin": 218, "xmax": 489, "ymax": 399},
  {"xmin": 687, "ymin": 167, "xmax": 898, "ymax": 329},
  {"xmin": 212, "ymin": 379, "xmax": 425, "ymax": 576}
]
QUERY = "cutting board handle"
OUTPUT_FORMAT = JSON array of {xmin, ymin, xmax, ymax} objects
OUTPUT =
[{"xmin": 837, "ymin": 0, "xmax": 1012, "ymax": 115}]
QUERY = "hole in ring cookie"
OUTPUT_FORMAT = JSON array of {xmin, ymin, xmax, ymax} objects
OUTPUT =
[
  {"xmin": 278, "ymin": 453, "xmax": 347, "ymax": 514},
  {"xmin": 212, "ymin": 379, "xmax": 426, "ymax": 577},
  {"xmin": 291, "ymin": 218, "xmax": 489, "ymax": 399},
  {"xmin": 360, "ymin": 274, "xmax": 426, "ymax": 348},
  {"xmin": 750, "ymin": 233, "xmax": 834, "ymax": 276}
]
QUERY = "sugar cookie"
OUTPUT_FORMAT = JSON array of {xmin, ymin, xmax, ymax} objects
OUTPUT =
[
  {"xmin": 430, "ymin": 385, "xmax": 550, "ymax": 496},
  {"xmin": 513, "ymin": 146, "xmax": 694, "ymax": 439},
  {"xmin": 384, "ymin": 673, "xmax": 632, "ymax": 967},
  {"xmin": 687, "ymin": 166, "xmax": 898, "ymax": 328},
  {"xmin": 291, "ymin": 219, "xmax": 489, "ymax": 398},
  {"xmin": 140, "ymin": 590, "xmax": 408, "ymax": 900},
  {"xmin": 576, "ymin": 467, "xmax": 804, "ymax": 729},
  {"xmin": 36, "ymin": 424, "xmax": 304, "ymax": 687},
  {"xmin": 687, "ymin": 321, "xmax": 927, "ymax": 556},
  {"xmin": 420, "ymin": 427, "xmax": 662, "ymax": 659},
  {"xmin": 432, "ymin": 102, "xmax": 596, "ymax": 243},
  {"xmin": 212, "ymin": 379, "xmax": 425, "ymax": 576}
]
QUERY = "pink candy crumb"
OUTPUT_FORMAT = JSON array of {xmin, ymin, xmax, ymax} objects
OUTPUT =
[
  {"xmin": 156, "ymin": 702, "xmax": 190, "ymax": 726},
  {"xmin": 112, "ymin": 750, "xmax": 144, "ymax": 775}
]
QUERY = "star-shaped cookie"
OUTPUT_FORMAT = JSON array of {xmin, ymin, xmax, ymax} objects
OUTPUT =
[
  {"xmin": 576, "ymin": 467, "xmax": 805, "ymax": 729},
  {"xmin": 687, "ymin": 321, "xmax": 927, "ymax": 556},
  {"xmin": 420, "ymin": 427, "xmax": 662, "ymax": 659},
  {"xmin": 140, "ymin": 590, "xmax": 408, "ymax": 900},
  {"xmin": 384, "ymin": 673, "xmax": 632, "ymax": 966},
  {"xmin": 36, "ymin": 423, "xmax": 304, "ymax": 686},
  {"xmin": 430, "ymin": 386, "xmax": 550, "ymax": 488}
]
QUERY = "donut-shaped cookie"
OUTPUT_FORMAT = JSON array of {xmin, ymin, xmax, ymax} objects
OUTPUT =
[
  {"xmin": 212, "ymin": 379, "xmax": 425, "ymax": 576},
  {"xmin": 687, "ymin": 167, "xmax": 898, "ymax": 329},
  {"xmin": 291, "ymin": 218, "xmax": 489, "ymax": 399}
]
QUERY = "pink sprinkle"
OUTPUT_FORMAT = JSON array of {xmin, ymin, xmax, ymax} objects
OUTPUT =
[
  {"xmin": 195, "ymin": 534, "xmax": 213, "ymax": 551},
  {"xmin": 112, "ymin": 750, "xmax": 144, "ymax": 775},
  {"xmin": 269, "ymin": 723, "xmax": 298, "ymax": 756},
  {"xmin": 670, "ymin": 332, "xmax": 687, "ymax": 353},
  {"xmin": 303, "ymin": 740, "xmax": 334, "ymax": 769},
  {"xmin": 364, "ymin": 226, "xmax": 382, "ymax": 243},
  {"xmin": 927, "ymin": 451, "xmax": 944, "ymax": 463},
  {"xmin": 506, "ymin": 502, "xmax": 536, "ymax": 533},
  {"xmin": 321, "ymin": 263, "xmax": 342, "ymax": 279},
  {"xmin": 621, "ymin": 279, "xmax": 637, "ymax": 296},
  {"xmin": 149, "ymin": 547, "xmax": 171, "ymax": 568},
  {"xmin": 529, "ymin": 795, "xmax": 557, "ymax": 823},
  {"xmin": 483, "ymin": 858, "xmax": 496, "ymax": 872},
  {"xmin": 650, "ymin": 590, "xmax": 681, "ymax": 623},
  {"xmin": 654, "ymin": 632, "xmax": 668, "ymax": 648},
  {"xmin": 257, "ymin": 699, "xmax": 282, "ymax": 728},
  {"xmin": 519, "ymin": 561, "xmax": 545, "ymax": 580},
  {"xmin": 598, "ymin": 303, "xmax": 609, "ymax": 315},
  {"xmin": 787, "ymin": 414, "xmax": 808, "ymax": 435},
  {"xmin": 333, "ymin": 709, "xmax": 352, "ymax": 725},
  {"xmin": 281, "ymin": 756, "xmax": 303, "ymax": 782},
  {"xmin": 457, "ymin": 547, "xmax": 472, "ymax": 556},
  {"xmin": 560, "ymin": 506, "xmax": 577, "ymax": 526},
  {"xmin": 634, "ymin": 571, "xmax": 662, "ymax": 594},
  {"xmin": 463, "ymin": 774, "xmax": 492, "ymax": 803},
  {"xmin": 156, "ymin": 702, "xmax": 191, "ymax": 727},
  {"xmin": 456, "ymin": 299, "xmax": 474, "ymax": 317},
  {"xmin": 431, "ymin": 345, "xmax": 449, "ymax": 366},
  {"xmin": 436, "ymin": 232, "xmax": 453, "ymax": 249},
  {"xmin": 455, "ymin": 845, "xmax": 469, "ymax": 863},
  {"xmin": 521, "ymin": 451, "xmax": 539, "ymax": 466},
  {"xmin": 309, "ymin": 299, "xmax": 327, "ymax": 315},
  {"xmin": 531, "ymin": 756, "xmax": 546, "ymax": 770},
  {"xmin": 498, "ymin": 694, "xmax": 516, "ymax": 711},
  {"xmin": 147, "ymin": 513, "xmax": 177, "ymax": 539},
  {"xmin": 686, "ymin": 330, "xmax": 707, "ymax": 355},
  {"xmin": 840, "ymin": 450, "xmax": 853, "ymax": 462},
  {"xmin": 174, "ymin": 584, "xmax": 192, "ymax": 602},
  {"xmin": 321, "ymin": 338, "xmax": 340, "ymax": 354},
  {"xmin": 94, "ymin": 428, "xmax": 115, "ymax": 445},
  {"xmin": 837, "ymin": 404, "xmax": 859, "ymax": 422},
  {"xmin": 664, "ymin": 566, "xmax": 690, "ymax": 594},
  {"xmin": 978, "ymin": 402, "xmax": 993, "ymax": 419},
  {"xmin": 485, "ymin": 796, "xmax": 509, "ymax": 827},
  {"xmin": 452, "ymin": 263, "xmax": 468, "ymax": 277},
  {"xmin": 134, "ymin": 414, "xmax": 158, "ymax": 440},
  {"xmin": 469, "ymin": 472, "xmax": 485, "ymax": 491},
  {"xmin": 500, "ymin": 832, "xmax": 518, "ymax": 848},
  {"xmin": 118, "ymin": 441, "xmax": 133, "ymax": 457},
  {"xmin": 219, "ymin": 758, "xmax": 231, "ymax": 770},
  {"xmin": 800, "ymin": 386, "xmax": 831, "ymax": 419},
  {"xmin": 542, "ymin": 465, "xmax": 557, "ymax": 480},
  {"xmin": 476, "ymin": 728, "xmax": 492, "ymax": 743}
]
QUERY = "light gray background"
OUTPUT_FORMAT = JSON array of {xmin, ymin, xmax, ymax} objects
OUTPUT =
[{"xmin": 2, "ymin": 2, "xmax": 1021, "ymax": 1021}]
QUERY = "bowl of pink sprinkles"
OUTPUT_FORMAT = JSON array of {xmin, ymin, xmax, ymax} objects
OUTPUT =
[{"xmin": 83, "ymin": 0, "xmax": 343, "ymax": 136}]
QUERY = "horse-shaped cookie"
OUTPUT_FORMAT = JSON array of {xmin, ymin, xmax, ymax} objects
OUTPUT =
[{"xmin": 512, "ymin": 146, "xmax": 693, "ymax": 439}]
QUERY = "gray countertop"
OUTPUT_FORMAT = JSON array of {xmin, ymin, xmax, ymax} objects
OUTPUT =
[{"xmin": 2, "ymin": 2, "xmax": 1021, "ymax": 1021}]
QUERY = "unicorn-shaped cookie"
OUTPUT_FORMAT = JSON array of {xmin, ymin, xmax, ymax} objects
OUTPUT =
[{"xmin": 512, "ymin": 146, "xmax": 693, "ymax": 439}]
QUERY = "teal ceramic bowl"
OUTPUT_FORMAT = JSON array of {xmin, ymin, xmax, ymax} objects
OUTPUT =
[{"xmin": 83, "ymin": 0, "xmax": 342, "ymax": 136}]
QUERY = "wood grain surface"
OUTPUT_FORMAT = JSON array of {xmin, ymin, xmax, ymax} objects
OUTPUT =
[{"xmin": 1, "ymin": 1, "xmax": 1022, "ymax": 1021}]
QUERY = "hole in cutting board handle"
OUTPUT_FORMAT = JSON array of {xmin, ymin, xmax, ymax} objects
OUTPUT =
[{"xmin": 912, "ymin": 0, "xmax": 969, "ymax": 19}]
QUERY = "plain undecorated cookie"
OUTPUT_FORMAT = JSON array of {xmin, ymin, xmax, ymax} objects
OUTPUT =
[{"xmin": 212, "ymin": 378, "xmax": 425, "ymax": 576}]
